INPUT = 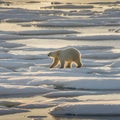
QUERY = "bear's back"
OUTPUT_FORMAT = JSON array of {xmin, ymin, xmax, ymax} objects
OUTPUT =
[
  {"xmin": 60, "ymin": 48, "xmax": 80, "ymax": 60},
  {"xmin": 63, "ymin": 48, "xmax": 80, "ymax": 54}
]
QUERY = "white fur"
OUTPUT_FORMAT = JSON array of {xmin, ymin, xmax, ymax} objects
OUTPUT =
[{"xmin": 48, "ymin": 48, "xmax": 82, "ymax": 68}]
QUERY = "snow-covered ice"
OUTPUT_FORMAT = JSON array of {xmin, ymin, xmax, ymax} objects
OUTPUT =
[
  {"xmin": 0, "ymin": 107, "xmax": 29, "ymax": 115},
  {"xmin": 0, "ymin": 0, "xmax": 120, "ymax": 119},
  {"xmin": 50, "ymin": 102, "xmax": 120, "ymax": 115}
]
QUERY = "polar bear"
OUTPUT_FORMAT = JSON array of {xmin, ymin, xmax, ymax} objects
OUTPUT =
[{"xmin": 48, "ymin": 48, "xmax": 82, "ymax": 68}]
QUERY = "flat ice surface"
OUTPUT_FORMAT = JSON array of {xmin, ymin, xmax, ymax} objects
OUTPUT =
[{"xmin": 0, "ymin": 0, "xmax": 120, "ymax": 119}]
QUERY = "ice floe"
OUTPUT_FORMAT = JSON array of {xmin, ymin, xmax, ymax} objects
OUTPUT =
[
  {"xmin": 0, "ymin": 84, "xmax": 55, "ymax": 96},
  {"xmin": 0, "ymin": 107, "xmax": 29, "ymax": 115},
  {"xmin": 0, "ymin": 60, "xmax": 34, "ymax": 70},
  {"xmin": 36, "ymin": 17, "xmax": 120, "ymax": 27},
  {"xmin": 41, "ymin": 4, "xmax": 94, "ymax": 9},
  {"xmin": 18, "ymin": 98, "xmax": 80, "ymax": 109},
  {"xmin": 15, "ymin": 30, "xmax": 78, "ymax": 35},
  {"xmin": 50, "ymin": 102, "xmax": 120, "ymax": 115},
  {"xmin": 43, "ymin": 91, "xmax": 97, "ymax": 98},
  {"xmin": 0, "ymin": 101, "xmax": 22, "ymax": 107}
]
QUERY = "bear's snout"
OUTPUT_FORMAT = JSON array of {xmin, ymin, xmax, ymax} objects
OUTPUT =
[{"xmin": 48, "ymin": 53, "xmax": 51, "ymax": 57}]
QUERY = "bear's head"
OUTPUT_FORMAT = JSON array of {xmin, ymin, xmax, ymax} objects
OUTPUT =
[
  {"xmin": 48, "ymin": 50, "xmax": 60, "ymax": 58},
  {"xmin": 48, "ymin": 52, "xmax": 56, "ymax": 58}
]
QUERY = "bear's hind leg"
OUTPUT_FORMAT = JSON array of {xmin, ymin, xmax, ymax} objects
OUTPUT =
[
  {"xmin": 74, "ymin": 59, "xmax": 82, "ymax": 68},
  {"xmin": 50, "ymin": 58, "xmax": 59, "ymax": 68},
  {"xmin": 77, "ymin": 62, "xmax": 82, "ymax": 68},
  {"xmin": 66, "ymin": 62, "xmax": 71, "ymax": 68}
]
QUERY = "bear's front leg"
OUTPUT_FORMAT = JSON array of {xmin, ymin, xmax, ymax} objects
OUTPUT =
[
  {"xmin": 50, "ymin": 58, "xmax": 59, "ymax": 68},
  {"xmin": 60, "ymin": 61, "xmax": 65, "ymax": 68}
]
